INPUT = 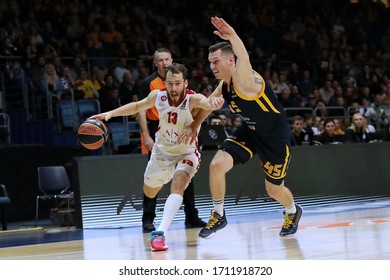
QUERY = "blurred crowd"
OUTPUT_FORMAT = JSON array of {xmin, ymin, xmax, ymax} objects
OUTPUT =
[{"xmin": 1, "ymin": 0, "xmax": 390, "ymax": 145}]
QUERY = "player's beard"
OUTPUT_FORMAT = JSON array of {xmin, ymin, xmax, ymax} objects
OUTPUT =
[{"xmin": 168, "ymin": 88, "xmax": 184, "ymax": 106}]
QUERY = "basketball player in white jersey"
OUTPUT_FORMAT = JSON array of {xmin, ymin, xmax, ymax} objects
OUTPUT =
[{"xmin": 90, "ymin": 63, "xmax": 224, "ymax": 251}]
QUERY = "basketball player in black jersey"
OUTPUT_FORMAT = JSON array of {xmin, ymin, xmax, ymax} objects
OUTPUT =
[{"xmin": 194, "ymin": 17, "xmax": 303, "ymax": 238}]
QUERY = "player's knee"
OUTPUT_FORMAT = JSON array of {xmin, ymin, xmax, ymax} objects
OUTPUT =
[
  {"xmin": 172, "ymin": 171, "xmax": 190, "ymax": 191},
  {"xmin": 144, "ymin": 184, "xmax": 160, "ymax": 198},
  {"xmin": 265, "ymin": 179, "xmax": 283, "ymax": 198},
  {"xmin": 209, "ymin": 152, "xmax": 232, "ymax": 174}
]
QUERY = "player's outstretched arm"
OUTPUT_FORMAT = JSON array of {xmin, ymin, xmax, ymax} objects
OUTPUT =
[
  {"xmin": 211, "ymin": 16, "xmax": 258, "ymax": 95},
  {"xmin": 191, "ymin": 94, "xmax": 225, "ymax": 111},
  {"xmin": 89, "ymin": 90, "xmax": 157, "ymax": 121},
  {"xmin": 178, "ymin": 91, "xmax": 224, "ymax": 144}
]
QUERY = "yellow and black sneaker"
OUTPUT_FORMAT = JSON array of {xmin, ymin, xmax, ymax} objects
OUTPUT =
[
  {"xmin": 199, "ymin": 210, "xmax": 227, "ymax": 239},
  {"xmin": 279, "ymin": 204, "xmax": 303, "ymax": 236}
]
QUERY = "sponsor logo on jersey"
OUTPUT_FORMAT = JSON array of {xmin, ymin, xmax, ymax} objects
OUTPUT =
[{"xmin": 180, "ymin": 98, "xmax": 188, "ymax": 110}]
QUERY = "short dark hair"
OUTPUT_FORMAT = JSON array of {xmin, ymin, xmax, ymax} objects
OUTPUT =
[
  {"xmin": 209, "ymin": 42, "xmax": 234, "ymax": 55},
  {"xmin": 154, "ymin": 48, "xmax": 171, "ymax": 60},
  {"xmin": 165, "ymin": 63, "xmax": 188, "ymax": 80},
  {"xmin": 292, "ymin": 115, "xmax": 304, "ymax": 123}
]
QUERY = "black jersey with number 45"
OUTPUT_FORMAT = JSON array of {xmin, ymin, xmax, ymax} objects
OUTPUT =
[{"xmin": 221, "ymin": 72, "xmax": 291, "ymax": 140}]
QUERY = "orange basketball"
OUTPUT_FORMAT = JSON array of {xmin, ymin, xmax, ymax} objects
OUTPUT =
[{"xmin": 78, "ymin": 119, "xmax": 108, "ymax": 150}]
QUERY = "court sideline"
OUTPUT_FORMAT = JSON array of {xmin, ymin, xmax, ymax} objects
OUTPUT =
[{"xmin": 0, "ymin": 195, "xmax": 389, "ymax": 260}]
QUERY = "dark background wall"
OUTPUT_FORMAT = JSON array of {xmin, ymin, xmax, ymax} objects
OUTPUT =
[
  {"xmin": 1, "ymin": 142, "xmax": 389, "ymax": 223},
  {"xmin": 74, "ymin": 143, "xmax": 390, "ymax": 199},
  {"xmin": 72, "ymin": 142, "xmax": 390, "ymax": 228},
  {"xmin": 0, "ymin": 145, "xmax": 85, "ymax": 221}
]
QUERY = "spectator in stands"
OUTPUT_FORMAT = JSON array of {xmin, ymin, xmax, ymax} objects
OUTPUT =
[
  {"xmin": 217, "ymin": 112, "xmax": 233, "ymax": 136},
  {"xmin": 360, "ymin": 86, "xmax": 374, "ymax": 103},
  {"xmin": 343, "ymin": 67, "xmax": 358, "ymax": 89},
  {"xmin": 314, "ymin": 99, "xmax": 329, "ymax": 118},
  {"xmin": 1, "ymin": 36, "xmax": 20, "ymax": 56},
  {"xmin": 298, "ymin": 70, "xmax": 315, "ymax": 103},
  {"xmin": 101, "ymin": 22, "xmax": 122, "ymax": 55},
  {"xmin": 198, "ymin": 76, "xmax": 214, "ymax": 97},
  {"xmin": 286, "ymin": 62, "xmax": 300, "ymax": 86},
  {"xmin": 328, "ymin": 96, "xmax": 347, "ymax": 118},
  {"xmin": 290, "ymin": 115, "xmax": 314, "ymax": 146},
  {"xmin": 100, "ymin": 87, "xmax": 122, "ymax": 123},
  {"xmin": 369, "ymin": 74, "xmax": 382, "ymax": 95},
  {"xmin": 230, "ymin": 115, "xmax": 242, "ymax": 132},
  {"xmin": 379, "ymin": 95, "xmax": 390, "ymax": 124},
  {"xmin": 278, "ymin": 73, "xmax": 290, "ymax": 93},
  {"xmin": 357, "ymin": 65, "xmax": 372, "ymax": 88},
  {"xmin": 209, "ymin": 114, "xmax": 222, "ymax": 125},
  {"xmin": 87, "ymin": 23, "xmax": 102, "ymax": 45},
  {"xmin": 112, "ymin": 57, "xmax": 131, "ymax": 84},
  {"xmin": 360, "ymin": 97, "xmax": 378, "ymax": 125},
  {"xmin": 314, "ymin": 119, "xmax": 344, "ymax": 145},
  {"xmin": 29, "ymin": 25, "xmax": 44, "ymax": 50},
  {"xmin": 1, "ymin": 0, "xmax": 390, "ymax": 149},
  {"xmin": 52, "ymin": 56, "xmax": 64, "ymax": 75},
  {"xmin": 74, "ymin": 68, "xmax": 99, "ymax": 99},
  {"xmin": 328, "ymin": 86, "xmax": 344, "ymax": 107},
  {"xmin": 98, "ymin": 73, "xmax": 117, "ymax": 108},
  {"xmin": 313, "ymin": 116, "xmax": 324, "ymax": 135},
  {"xmin": 118, "ymin": 72, "xmax": 139, "ymax": 105},
  {"xmin": 26, "ymin": 55, "xmax": 46, "ymax": 89},
  {"xmin": 382, "ymin": 123, "xmax": 390, "ymax": 141},
  {"xmin": 66, "ymin": 15, "xmax": 85, "ymax": 42},
  {"xmin": 278, "ymin": 81, "xmax": 290, "ymax": 101},
  {"xmin": 91, "ymin": 66, "xmax": 107, "ymax": 92},
  {"xmin": 344, "ymin": 113, "xmax": 377, "ymax": 144},
  {"xmin": 7, "ymin": 60, "xmax": 27, "ymax": 88},
  {"xmin": 305, "ymin": 116, "xmax": 321, "ymax": 136},
  {"xmin": 311, "ymin": 88, "xmax": 322, "ymax": 103},
  {"xmin": 269, "ymin": 71, "xmax": 283, "ymax": 95},
  {"xmin": 285, "ymin": 85, "xmax": 305, "ymax": 116},
  {"xmin": 319, "ymin": 80, "xmax": 334, "ymax": 105},
  {"xmin": 363, "ymin": 115, "xmax": 376, "ymax": 134},
  {"xmin": 23, "ymin": 38, "xmax": 39, "ymax": 65},
  {"xmin": 69, "ymin": 56, "xmax": 85, "ymax": 81},
  {"xmin": 128, "ymin": 94, "xmax": 140, "ymax": 122},
  {"xmin": 58, "ymin": 65, "xmax": 75, "ymax": 99},
  {"xmin": 316, "ymin": 49, "xmax": 333, "ymax": 81},
  {"xmin": 38, "ymin": 62, "xmax": 65, "ymax": 102},
  {"xmin": 333, "ymin": 118, "xmax": 346, "ymax": 135},
  {"xmin": 304, "ymin": 92, "xmax": 317, "ymax": 110},
  {"xmin": 85, "ymin": 40, "xmax": 107, "ymax": 68}
]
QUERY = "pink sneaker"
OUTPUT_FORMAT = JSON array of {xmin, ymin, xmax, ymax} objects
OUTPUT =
[{"xmin": 149, "ymin": 231, "xmax": 168, "ymax": 251}]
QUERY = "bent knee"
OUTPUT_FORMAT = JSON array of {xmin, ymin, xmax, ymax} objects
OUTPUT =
[
  {"xmin": 144, "ymin": 185, "xmax": 161, "ymax": 198},
  {"xmin": 209, "ymin": 151, "xmax": 233, "ymax": 174}
]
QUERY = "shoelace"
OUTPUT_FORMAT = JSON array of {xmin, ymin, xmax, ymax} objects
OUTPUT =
[
  {"xmin": 152, "ymin": 235, "xmax": 164, "ymax": 242},
  {"xmin": 205, "ymin": 213, "xmax": 220, "ymax": 230},
  {"xmin": 282, "ymin": 213, "xmax": 294, "ymax": 229}
]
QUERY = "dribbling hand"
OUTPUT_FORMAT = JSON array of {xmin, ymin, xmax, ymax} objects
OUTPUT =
[{"xmin": 88, "ymin": 112, "xmax": 112, "ymax": 122}]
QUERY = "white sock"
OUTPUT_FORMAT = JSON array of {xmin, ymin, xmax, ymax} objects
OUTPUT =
[
  {"xmin": 213, "ymin": 198, "xmax": 224, "ymax": 216},
  {"xmin": 156, "ymin": 193, "xmax": 183, "ymax": 233},
  {"xmin": 285, "ymin": 203, "xmax": 296, "ymax": 214}
]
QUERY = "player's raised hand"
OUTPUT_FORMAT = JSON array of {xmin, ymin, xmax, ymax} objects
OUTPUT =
[{"xmin": 211, "ymin": 16, "xmax": 236, "ymax": 40}]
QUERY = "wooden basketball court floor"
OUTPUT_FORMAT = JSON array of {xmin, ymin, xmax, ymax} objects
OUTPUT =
[{"xmin": 0, "ymin": 194, "xmax": 389, "ymax": 260}]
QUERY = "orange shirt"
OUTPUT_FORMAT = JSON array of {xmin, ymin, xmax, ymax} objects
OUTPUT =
[{"xmin": 140, "ymin": 72, "xmax": 165, "ymax": 121}]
